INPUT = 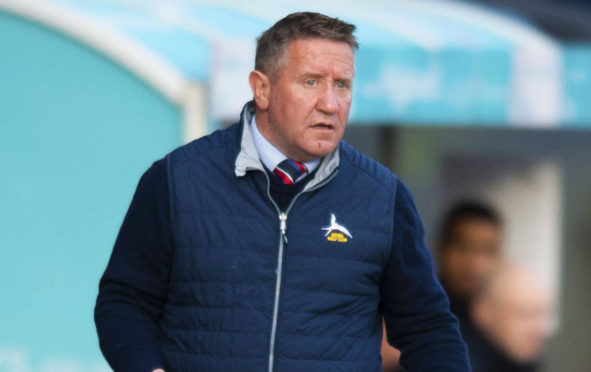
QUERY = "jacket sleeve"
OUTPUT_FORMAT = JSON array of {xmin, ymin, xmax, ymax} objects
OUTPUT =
[
  {"xmin": 94, "ymin": 159, "xmax": 173, "ymax": 372},
  {"xmin": 380, "ymin": 179, "xmax": 471, "ymax": 371}
]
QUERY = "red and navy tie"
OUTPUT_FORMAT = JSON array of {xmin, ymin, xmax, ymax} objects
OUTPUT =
[{"xmin": 274, "ymin": 159, "xmax": 307, "ymax": 184}]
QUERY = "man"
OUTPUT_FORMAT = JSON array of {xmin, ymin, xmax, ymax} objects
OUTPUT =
[
  {"xmin": 433, "ymin": 201, "xmax": 505, "ymax": 371},
  {"xmin": 436, "ymin": 201, "xmax": 504, "ymax": 323},
  {"xmin": 95, "ymin": 12, "xmax": 470, "ymax": 372},
  {"xmin": 469, "ymin": 265, "xmax": 553, "ymax": 371}
]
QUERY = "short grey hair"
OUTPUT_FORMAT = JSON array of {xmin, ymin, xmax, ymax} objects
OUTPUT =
[{"xmin": 255, "ymin": 12, "xmax": 358, "ymax": 79}]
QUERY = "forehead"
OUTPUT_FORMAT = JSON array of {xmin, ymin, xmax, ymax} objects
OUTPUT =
[
  {"xmin": 282, "ymin": 38, "xmax": 355, "ymax": 76},
  {"xmin": 494, "ymin": 275, "xmax": 551, "ymax": 310}
]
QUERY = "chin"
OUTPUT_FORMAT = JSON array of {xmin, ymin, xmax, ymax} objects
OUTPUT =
[{"xmin": 309, "ymin": 145, "xmax": 338, "ymax": 159}]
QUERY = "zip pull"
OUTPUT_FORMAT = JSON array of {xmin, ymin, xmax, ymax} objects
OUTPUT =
[{"xmin": 279, "ymin": 213, "xmax": 288, "ymax": 245}]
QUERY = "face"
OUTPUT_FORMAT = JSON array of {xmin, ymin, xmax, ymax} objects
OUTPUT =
[
  {"xmin": 440, "ymin": 219, "xmax": 502, "ymax": 298},
  {"xmin": 489, "ymin": 292, "xmax": 551, "ymax": 362},
  {"xmin": 474, "ymin": 272, "xmax": 552, "ymax": 363},
  {"xmin": 251, "ymin": 38, "xmax": 355, "ymax": 162}
]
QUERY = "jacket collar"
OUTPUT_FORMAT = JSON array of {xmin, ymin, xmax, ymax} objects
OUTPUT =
[{"xmin": 234, "ymin": 101, "xmax": 340, "ymax": 191}]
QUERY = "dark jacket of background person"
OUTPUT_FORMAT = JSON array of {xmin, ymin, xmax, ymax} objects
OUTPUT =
[{"xmin": 94, "ymin": 102, "xmax": 470, "ymax": 371}]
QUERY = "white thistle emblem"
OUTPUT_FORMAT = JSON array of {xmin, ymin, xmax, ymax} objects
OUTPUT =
[{"xmin": 321, "ymin": 214, "xmax": 353, "ymax": 239}]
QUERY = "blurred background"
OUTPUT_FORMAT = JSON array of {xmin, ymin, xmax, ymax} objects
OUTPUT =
[{"xmin": 0, "ymin": 0, "xmax": 589, "ymax": 371}]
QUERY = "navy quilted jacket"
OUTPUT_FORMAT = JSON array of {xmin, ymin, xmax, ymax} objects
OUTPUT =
[{"xmin": 95, "ymin": 102, "xmax": 470, "ymax": 372}]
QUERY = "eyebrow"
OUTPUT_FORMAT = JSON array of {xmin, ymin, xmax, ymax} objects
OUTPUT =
[
  {"xmin": 301, "ymin": 73, "xmax": 324, "ymax": 79},
  {"xmin": 301, "ymin": 72, "xmax": 353, "ymax": 83}
]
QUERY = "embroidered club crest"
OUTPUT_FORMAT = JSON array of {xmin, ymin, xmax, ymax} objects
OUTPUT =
[{"xmin": 321, "ymin": 214, "xmax": 353, "ymax": 243}]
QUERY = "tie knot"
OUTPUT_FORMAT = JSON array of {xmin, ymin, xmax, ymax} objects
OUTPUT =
[{"xmin": 274, "ymin": 159, "xmax": 307, "ymax": 184}]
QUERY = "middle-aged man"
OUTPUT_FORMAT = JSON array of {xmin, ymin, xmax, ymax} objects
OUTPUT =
[{"xmin": 95, "ymin": 12, "xmax": 470, "ymax": 372}]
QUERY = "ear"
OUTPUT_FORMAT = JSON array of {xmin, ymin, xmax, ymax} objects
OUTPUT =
[{"xmin": 249, "ymin": 70, "xmax": 270, "ymax": 111}]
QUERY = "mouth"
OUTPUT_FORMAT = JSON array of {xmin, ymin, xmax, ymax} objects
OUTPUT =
[{"xmin": 311, "ymin": 123, "xmax": 335, "ymax": 130}]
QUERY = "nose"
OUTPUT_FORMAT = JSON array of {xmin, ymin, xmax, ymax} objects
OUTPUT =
[{"xmin": 317, "ymin": 83, "xmax": 338, "ymax": 114}]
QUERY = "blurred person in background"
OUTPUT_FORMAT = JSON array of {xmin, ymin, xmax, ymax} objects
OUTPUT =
[
  {"xmin": 468, "ymin": 265, "xmax": 553, "ymax": 371},
  {"xmin": 437, "ymin": 201, "xmax": 504, "ymax": 326},
  {"xmin": 381, "ymin": 200, "xmax": 502, "ymax": 371}
]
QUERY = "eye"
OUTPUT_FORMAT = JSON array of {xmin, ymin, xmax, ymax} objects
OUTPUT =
[
  {"xmin": 305, "ymin": 79, "xmax": 317, "ymax": 86},
  {"xmin": 336, "ymin": 81, "xmax": 349, "ymax": 89}
]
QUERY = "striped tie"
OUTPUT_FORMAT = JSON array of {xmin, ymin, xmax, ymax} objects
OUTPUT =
[{"xmin": 274, "ymin": 159, "xmax": 307, "ymax": 184}]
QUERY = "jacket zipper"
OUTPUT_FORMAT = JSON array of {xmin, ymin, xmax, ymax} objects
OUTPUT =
[{"xmin": 246, "ymin": 167, "xmax": 339, "ymax": 372}]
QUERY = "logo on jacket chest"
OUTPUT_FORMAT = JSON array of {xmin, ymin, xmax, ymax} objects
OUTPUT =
[{"xmin": 321, "ymin": 213, "xmax": 353, "ymax": 243}]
